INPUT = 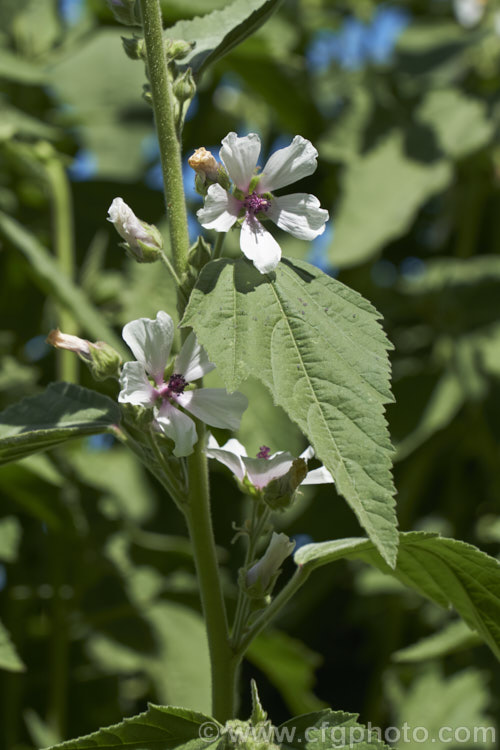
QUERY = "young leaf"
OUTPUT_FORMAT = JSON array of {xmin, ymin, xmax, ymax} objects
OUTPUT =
[
  {"xmin": 393, "ymin": 620, "xmax": 481, "ymax": 663},
  {"xmin": 44, "ymin": 704, "xmax": 221, "ymax": 750},
  {"xmin": 0, "ymin": 383, "xmax": 121, "ymax": 465},
  {"xmin": 278, "ymin": 709, "xmax": 390, "ymax": 750},
  {"xmin": 182, "ymin": 257, "xmax": 398, "ymax": 566},
  {"xmin": 295, "ymin": 532, "xmax": 500, "ymax": 660},
  {"xmin": 167, "ymin": 0, "xmax": 283, "ymax": 79},
  {"xmin": 0, "ymin": 619, "xmax": 25, "ymax": 673}
]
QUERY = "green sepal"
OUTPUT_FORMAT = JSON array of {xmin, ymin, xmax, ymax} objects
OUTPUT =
[
  {"xmin": 121, "ymin": 35, "xmax": 145, "ymax": 60},
  {"xmin": 108, "ymin": 0, "xmax": 140, "ymax": 27},
  {"xmin": 189, "ymin": 236, "xmax": 212, "ymax": 271},
  {"xmin": 262, "ymin": 458, "xmax": 307, "ymax": 511}
]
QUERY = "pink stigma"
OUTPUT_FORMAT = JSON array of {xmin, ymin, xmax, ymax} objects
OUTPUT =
[
  {"xmin": 257, "ymin": 445, "xmax": 271, "ymax": 459},
  {"xmin": 244, "ymin": 193, "xmax": 271, "ymax": 216}
]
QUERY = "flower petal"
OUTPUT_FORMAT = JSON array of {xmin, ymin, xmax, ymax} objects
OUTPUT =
[
  {"xmin": 177, "ymin": 388, "xmax": 247, "ymax": 430},
  {"xmin": 118, "ymin": 361, "xmax": 157, "ymax": 406},
  {"xmin": 220, "ymin": 132, "xmax": 261, "ymax": 192},
  {"xmin": 242, "ymin": 452, "xmax": 294, "ymax": 490},
  {"xmin": 258, "ymin": 136, "xmax": 318, "ymax": 193},
  {"xmin": 240, "ymin": 217, "xmax": 281, "ymax": 274},
  {"xmin": 197, "ymin": 184, "xmax": 241, "ymax": 231},
  {"xmin": 300, "ymin": 445, "xmax": 315, "ymax": 461},
  {"xmin": 268, "ymin": 194, "xmax": 329, "ymax": 240},
  {"xmin": 122, "ymin": 311, "xmax": 173, "ymax": 384},
  {"xmin": 175, "ymin": 331, "xmax": 215, "ymax": 382},
  {"xmin": 155, "ymin": 401, "xmax": 198, "ymax": 457},
  {"xmin": 206, "ymin": 439, "xmax": 246, "ymax": 482},
  {"xmin": 302, "ymin": 466, "xmax": 335, "ymax": 485}
]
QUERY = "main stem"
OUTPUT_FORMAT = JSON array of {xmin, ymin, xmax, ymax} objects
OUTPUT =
[
  {"xmin": 140, "ymin": 0, "xmax": 236, "ymax": 720},
  {"xmin": 185, "ymin": 433, "xmax": 236, "ymax": 722},
  {"xmin": 140, "ymin": 0, "xmax": 190, "ymax": 282}
]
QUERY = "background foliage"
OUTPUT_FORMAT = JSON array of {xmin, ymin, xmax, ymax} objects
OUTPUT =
[{"xmin": 1, "ymin": 0, "xmax": 500, "ymax": 747}]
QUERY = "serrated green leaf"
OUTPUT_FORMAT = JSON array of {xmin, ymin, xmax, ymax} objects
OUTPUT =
[
  {"xmin": 0, "ymin": 383, "xmax": 121, "ymax": 465},
  {"xmin": 0, "ymin": 619, "xmax": 25, "ymax": 673},
  {"xmin": 182, "ymin": 257, "xmax": 398, "ymax": 566},
  {"xmin": 295, "ymin": 532, "xmax": 500, "ymax": 660},
  {"xmin": 0, "ymin": 210, "xmax": 127, "ymax": 356},
  {"xmin": 393, "ymin": 620, "xmax": 481, "ymax": 663},
  {"xmin": 278, "ymin": 709, "xmax": 390, "ymax": 750},
  {"xmin": 45, "ymin": 704, "xmax": 220, "ymax": 750},
  {"xmin": 329, "ymin": 134, "xmax": 451, "ymax": 268},
  {"xmin": 168, "ymin": 0, "xmax": 283, "ymax": 79}
]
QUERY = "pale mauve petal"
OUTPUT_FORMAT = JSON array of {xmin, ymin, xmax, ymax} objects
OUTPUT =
[
  {"xmin": 242, "ymin": 452, "xmax": 294, "ymax": 490},
  {"xmin": 118, "ymin": 361, "xmax": 157, "ymax": 406},
  {"xmin": 122, "ymin": 311, "xmax": 173, "ymax": 384},
  {"xmin": 177, "ymin": 388, "xmax": 247, "ymax": 430},
  {"xmin": 240, "ymin": 217, "xmax": 281, "ymax": 274},
  {"xmin": 175, "ymin": 331, "xmax": 215, "ymax": 382},
  {"xmin": 197, "ymin": 184, "xmax": 241, "ymax": 231},
  {"xmin": 220, "ymin": 132, "xmax": 261, "ymax": 192},
  {"xmin": 155, "ymin": 401, "xmax": 198, "ymax": 457},
  {"xmin": 268, "ymin": 194, "xmax": 329, "ymax": 240},
  {"xmin": 300, "ymin": 445, "xmax": 315, "ymax": 461},
  {"xmin": 302, "ymin": 466, "xmax": 335, "ymax": 485},
  {"xmin": 206, "ymin": 442, "xmax": 246, "ymax": 482},
  {"xmin": 258, "ymin": 136, "xmax": 318, "ymax": 193}
]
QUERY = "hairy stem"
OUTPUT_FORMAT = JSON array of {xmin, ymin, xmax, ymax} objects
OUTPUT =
[
  {"xmin": 44, "ymin": 156, "xmax": 77, "ymax": 383},
  {"xmin": 185, "ymin": 429, "xmax": 236, "ymax": 722},
  {"xmin": 139, "ymin": 0, "xmax": 190, "ymax": 284}
]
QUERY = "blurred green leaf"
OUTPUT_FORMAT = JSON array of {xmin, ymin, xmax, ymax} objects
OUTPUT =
[
  {"xmin": 0, "ymin": 515, "xmax": 21, "ymax": 562},
  {"xmin": 0, "ymin": 382, "xmax": 120, "ymax": 465},
  {"xmin": 387, "ymin": 667, "xmax": 496, "ymax": 749},
  {"xmin": 295, "ymin": 532, "xmax": 500, "ymax": 660},
  {"xmin": 248, "ymin": 630, "xmax": 326, "ymax": 715},
  {"xmin": 169, "ymin": 0, "xmax": 284, "ymax": 80},
  {"xmin": 329, "ymin": 134, "xmax": 451, "ymax": 268},
  {"xmin": 0, "ymin": 619, "xmax": 25, "ymax": 673},
  {"xmin": 0, "ymin": 48, "xmax": 45, "ymax": 82},
  {"xmin": 183, "ymin": 257, "xmax": 398, "ymax": 567},
  {"xmin": 0, "ymin": 209, "xmax": 127, "ymax": 356},
  {"xmin": 393, "ymin": 620, "xmax": 481, "ymax": 663}
]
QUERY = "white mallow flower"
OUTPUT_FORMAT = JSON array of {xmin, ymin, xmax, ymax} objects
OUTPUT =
[
  {"xmin": 206, "ymin": 436, "xmax": 334, "ymax": 489},
  {"xmin": 196, "ymin": 133, "xmax": 329, "ymax": 274},
  {"xmin": 118, "ymin": 312, "xmax": 248, "ymax": 457},
  {"xmin": 246, "ymin": 532, "xmax": 296, "ymax": 592}
]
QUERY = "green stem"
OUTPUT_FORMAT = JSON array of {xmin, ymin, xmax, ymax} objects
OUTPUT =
[
  {"xmin": 212, "ymin": 233, "xmax": 225, "ymax": 259},
  {"xmin": 44, "ymin": 156, "xmax": 77, "ymax": 383},
  {"xmin": 185, "ymin": 428, "xmax": 236, "ymax": 722},
  {"xmin": 235, "ymin": 567, "xmax": 310, "ymax": 659},
  {"xmin": 140, "ymin": 0, "xmax": 190, "ymax": 284}
]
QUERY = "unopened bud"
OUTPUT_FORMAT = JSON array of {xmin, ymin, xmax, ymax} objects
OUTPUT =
[
  {"xmin": 121, "ymin": 35, "xmax": 145, "ymax": 60},
  {"xmin": 165, "ymin": 38, "xmax": 196, "ymax": 61},
  {"xmin": 173, "ymin": 68, "xmax": 196, "ymax": 104},
  {"xmin": 245, "ymin": 533, "xmax": 295, "ymax": 596},
  {"xmin": 107, "ymin": 0, "xmax": 140, "ymax": 26},
  {"xmin": 262, "ymin": 458, "xmax": 307, "ymax": 511},
  {"xmin": 188, "ymin": 236, "xmax": 211, "ymax": 270},
  {"xmin": 188, "ymin": 147, "xmax": 219, "ymax": 183},
  {"xmin": 107, "ymin": 197, "xmax": 162, "ymax": 263},
  {"xmin": 47, "ymin": 330, "xmax": 122, "ymax": 380}
]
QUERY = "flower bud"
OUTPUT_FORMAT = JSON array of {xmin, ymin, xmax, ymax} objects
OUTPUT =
[
  {"xmin": 121, "ymin": 35, "xmax": 145, "ymax": 60},
  {"xmin": 173, "ymin": 68, "xmax": 196, "ymax": 104},
  {"xmin": 188, "ymin": 236, "xmax": 211, "ymax": 271},
  {"xmin": 107, "ymin": 0, "xmax": 140, "ymax": 26},
  {"xmin": 164, "ymin": 38, "xmax": 196, "ymax": 61},
  {"xmin": 245, "ymin": 533, "xmax": 295, "ymax": 596},
  {"xmin": 47, "ymin": 330, "xmax": 122, "ymax": 381},
  {"xmin": 107, "ymin": 197, "xmax": 162, "ymax": 263},
  {"xmin": 188, "ymin": 147, "xmax": 219, "ymax": 184}
]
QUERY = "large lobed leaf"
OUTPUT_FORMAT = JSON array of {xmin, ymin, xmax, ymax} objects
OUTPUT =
[
  {"xmin": 182, "ymin": 257, "xmax": 398, "ymax": 566},
  {"xmin": 0, "ymin": 383, "xmax": 121, "ymax": 465},
  {"xmin": 295, "ymin": 532, "xmax": 500, "ymax": 660},
  {"xmin": 167, "ymin": 0, "xmax": 283, "ymax": 79},
  {"xmin": 44, "ymin": 704, "xmax": 221, "ymax": 750}
]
